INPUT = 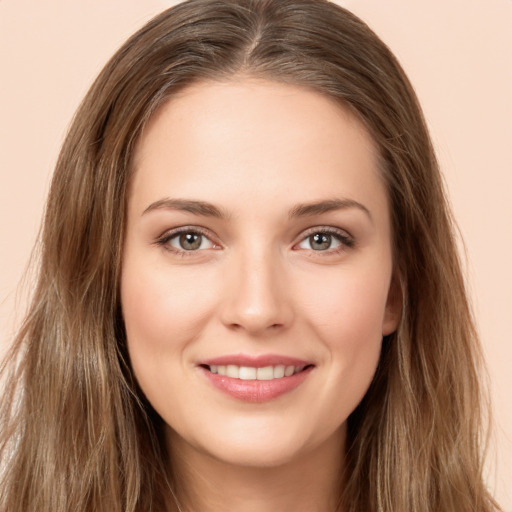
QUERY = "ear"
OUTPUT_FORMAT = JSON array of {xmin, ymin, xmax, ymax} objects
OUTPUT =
[{"xmin": 382, "ymin": 269, "xmax": 403, "ymax": 336}]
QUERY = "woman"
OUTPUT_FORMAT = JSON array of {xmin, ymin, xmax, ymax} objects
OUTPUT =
[{"xmin": 0, "ymin": 0, "xmax": 501, "ymax": 510}]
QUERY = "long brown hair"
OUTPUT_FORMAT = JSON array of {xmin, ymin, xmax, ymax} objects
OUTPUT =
[{"xmin": 0, "ymin": 1, "xmax": 500, "ymax": 510}]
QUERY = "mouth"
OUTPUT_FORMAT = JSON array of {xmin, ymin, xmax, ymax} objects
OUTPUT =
[
  {"xmin": 197, "ymin": 356, "xmax": 315, "ymax": 402},
  {"xmin": 200, "ymin": 363, "xmax": 313, "ymax": 381}
]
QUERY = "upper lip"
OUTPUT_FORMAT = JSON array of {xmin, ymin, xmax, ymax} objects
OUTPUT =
[{"xmin": 198, "ymin": 354, "xmax": 314, "ymax": 368}]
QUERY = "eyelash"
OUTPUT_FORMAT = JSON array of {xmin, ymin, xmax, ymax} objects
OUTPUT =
[
  {"xmin": 154, "ymin": 225, "xmax": 355, "ymax": 256},
  {"xmin": 155, "ymin": 226, "xmax": 218, "ymax": 257},
  {"xmin": 296, "ymin": 226, "xmax": 355, "ymax": 254}
]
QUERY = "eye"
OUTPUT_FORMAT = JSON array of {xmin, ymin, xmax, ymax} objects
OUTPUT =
[
  {"xmin": 296, "ymin": 228, "xmax": 354, "ymax": 252},
  {"xmin": 157, "ymin": 228, "xmax": 217, "ymax": 252}
]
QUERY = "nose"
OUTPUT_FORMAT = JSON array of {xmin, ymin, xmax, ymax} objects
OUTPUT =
[{"xmin": 219, "ymin": 246, "xmax": 294, "ymax": 335}]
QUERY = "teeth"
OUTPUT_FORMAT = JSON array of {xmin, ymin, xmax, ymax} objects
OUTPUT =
[
  {"xmin": 273, "ymin": 365, "xmax": 285, "ymax": 378},
  {"xmin": 210, "ymin": 364, "xmax": 306, "ymax": 380},
  {"xmin": 226, "ymin": 365, "xmax": 239, "ymax": 378},
  {"xmin": 256, "ymin": 366, "xmax": 274, "ymax": 380},
  {"xmin": 239, "ymin": 366, "xmax": 257, "ymax": 380},
  {"xmin": 284, "ymin": 365, "xmax": 295, "ymax": 377}
]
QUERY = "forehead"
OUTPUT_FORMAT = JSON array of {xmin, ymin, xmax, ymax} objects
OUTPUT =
[{"xmin": 129, "ymin": 78, "xmax": 387, "ymax": 221}]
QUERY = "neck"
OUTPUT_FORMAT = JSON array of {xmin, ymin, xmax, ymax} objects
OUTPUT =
[{"xmin": 166, "ymin": 427, "xmax": 345, "ymax": 512}]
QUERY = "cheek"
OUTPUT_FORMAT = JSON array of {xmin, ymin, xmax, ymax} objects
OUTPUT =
[
  {"xmin": 120, "ymin": 259, "xmax": 216, "ymax": 382},
  {"xmin": 301, "ymin": 264, "xmax": 391, "ymax": 343},
  {"xmin": 275, "ymin": 264, "xmax": 391, "ymax": 443},
  {"xmin": 298, "ymin": 262, "xmax": 391, "ymax": 390}
]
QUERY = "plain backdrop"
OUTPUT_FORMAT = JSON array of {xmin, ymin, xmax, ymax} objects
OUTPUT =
[{"xmin": 1, "ymin": 0, "xmax": 511, "ymax": 508}]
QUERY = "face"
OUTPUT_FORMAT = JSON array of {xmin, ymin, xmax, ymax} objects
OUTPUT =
[{"xmin": 121, "ymin": 79, "xmax": 400, "ymax": 469}]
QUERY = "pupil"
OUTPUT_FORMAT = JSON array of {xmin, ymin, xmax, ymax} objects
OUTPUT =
[
  {"xmin": 180, "ymin": 232, "xmax": 202, "ymax": 250},
  {"xmin": 311, "ymin": 233, "xmax": 331, "ymax": 251}
]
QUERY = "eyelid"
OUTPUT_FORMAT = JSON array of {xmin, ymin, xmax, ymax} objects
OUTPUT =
[
  {"xmin": 154, "ymin": 224, "xmax": 354, "ymax": 255},
  {"xmin": 294, "ymin": 226, "xmax": 355, "ymax": 251},
  {"xmin": 155, "ymin": 225, "xmax": 221, "ymax": 254}
]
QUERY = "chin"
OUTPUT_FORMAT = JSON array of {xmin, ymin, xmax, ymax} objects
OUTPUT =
[
  {"xmin": 168, "ymin": 414, "xmax": 346, "ymax": 470},
  {"xmin": 210, "ymin": 438, "xmax": 307, "ymax": 469}
]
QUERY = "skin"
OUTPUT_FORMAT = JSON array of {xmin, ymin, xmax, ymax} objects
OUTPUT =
[{"xmin": 121, "ymin": 78, "xmax": 400, "ymax": 511}]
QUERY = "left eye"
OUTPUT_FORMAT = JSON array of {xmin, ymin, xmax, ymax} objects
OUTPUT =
[
  {"xmin": 297, "ymin": 232, "xmax": 344, "ymax": 251},
  {"xmin": 166, "ymin": 231, "xmax": 215, "ymax": 251}
]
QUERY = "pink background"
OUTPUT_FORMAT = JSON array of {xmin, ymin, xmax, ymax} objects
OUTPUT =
[{"xmin": 1, "ymin": 0, "xmax": 510, "ymax": 507}]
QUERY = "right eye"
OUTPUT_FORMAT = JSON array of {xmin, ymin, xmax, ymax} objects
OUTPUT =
[{"xmin": 157, "ymin": 228, "xmax": 218, "ymax": 253}]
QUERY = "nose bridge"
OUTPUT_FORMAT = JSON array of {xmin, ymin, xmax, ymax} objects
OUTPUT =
[{"xmin": 221, "ymin": 239, "xmax": 292, "ymax": 333}]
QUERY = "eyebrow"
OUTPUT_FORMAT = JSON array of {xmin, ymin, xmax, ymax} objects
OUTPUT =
[
  {"xmin": 288, "ymin": 198, "xmax": 372, "ymax": 222},
  {"xmin": 142, "ymin": 198, "xmax": 228, "ymax": 218},
  {"xmin": 142, "ymin": 197, "xmax": 372, "ymax": 222}
]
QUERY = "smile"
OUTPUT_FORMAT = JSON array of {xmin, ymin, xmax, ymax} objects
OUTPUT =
[
  {"xmin": 206, "ymin": 364, "xmax": 308, "ymax": 380},
  {"xmin": 198, "ymin": 355, "xmax": 315, "ymax": 402}
]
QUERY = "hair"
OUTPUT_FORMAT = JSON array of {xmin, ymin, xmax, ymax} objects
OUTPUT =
[{"xmin": 0, "ymin": 0, "xmax": 501, "ymax": 511}]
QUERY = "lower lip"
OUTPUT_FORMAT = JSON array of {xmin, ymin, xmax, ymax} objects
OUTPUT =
[{"xmin": 200, "ymin": 366, "xmax": 314, "ymax": 403}]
